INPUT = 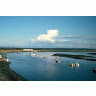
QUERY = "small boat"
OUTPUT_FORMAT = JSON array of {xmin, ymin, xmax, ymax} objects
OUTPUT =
[
  {"xmin": 93, "ymin": 68, "xmax": 96, "ymax": 73},
  {"xmin": 75, "ymin": 63, "xmax": 80, "ymax": 67},
  {"xmin": 55, "ymin": 59, "xmax": 61, "ymax": 62},
  {"xmin": 70, "ymin": 63, "xmax": 74, "ymax": 67},
  {"xmin": 70, "ymin": 63, "xmax": 80, "ymax": 67},
  {"xmin": 7, "ymin": 59, "xmax": 9, "ymax": 62},
  {"xmin": 30, "ymin": 53, "xmax": 37, "ymax": 56}
]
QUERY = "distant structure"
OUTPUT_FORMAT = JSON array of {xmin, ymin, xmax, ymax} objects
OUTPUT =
[
  {"xmin": 0, "ymin": 54, "xmax": 2, "ymax": 58},
  {"xmin": 0, "ymin": 54, "xmax": 9, "ymax": 62},
  {"xmin": 23, "ymin": 49, "xmax": 34, "ymax": 52}
]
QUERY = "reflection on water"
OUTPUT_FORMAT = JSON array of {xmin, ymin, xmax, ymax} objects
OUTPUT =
[{"xmin": 7, "ymin": 52, "xmax": 96, "ymax": 81}]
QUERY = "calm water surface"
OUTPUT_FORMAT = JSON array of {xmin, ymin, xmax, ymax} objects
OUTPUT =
[{"xmin": 7, "ymin": 52, "xmax": 96, "ymax": 81}]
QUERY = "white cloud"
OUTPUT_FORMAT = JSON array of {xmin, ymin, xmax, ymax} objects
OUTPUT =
[
  {"xmin": 37, "ymin": 30, "xmax": 58, "ymax": 43},
  {"xmin": 59, "ymin": 36, "xmax": 76, "ymax": 38},
  {"xmin": 30, "ymin": 39, "xmax": 37, "ymax": 43},
  {"xmin": 61, "ymin": 40, "xmax": 68, "ymax": 42}
]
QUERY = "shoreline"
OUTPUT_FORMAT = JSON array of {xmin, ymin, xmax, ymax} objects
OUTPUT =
[
  {"xmin": 0, "ymin": 61, "xmax": 27, "ymax": 81},
  {"xmin": 0, "ymin": 49, "xmax": 28, "ymax": 81}
]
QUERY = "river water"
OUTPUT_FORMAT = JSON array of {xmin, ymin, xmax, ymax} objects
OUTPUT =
[{"xmin": 7, "ymin": 52, "xmax": 96, "ymax": 81}]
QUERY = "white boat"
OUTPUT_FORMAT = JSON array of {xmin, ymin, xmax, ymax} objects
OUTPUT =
[
  {"xmin": 70, "ymin": 63, "xmax": 80, "ymax": 67},
  {"xmin": 30, "ymin": 53, "xmax": 37, "ymax": 56},
  {"xmin": 7, "ymin": 59, "xmax": 9, "ymax": 62}
]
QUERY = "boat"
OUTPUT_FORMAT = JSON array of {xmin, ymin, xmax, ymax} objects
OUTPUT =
[
  {"xmin": 54, "ymin": 59, "xmax": 61, "ymax": 62},
  {"xmin": 7, "ymin": 59, "xmax": 9, "ymax": 62},
  {"xmin": 75, "ymin": 63, "xmax": 80, "ymax": 67},
  {"xmin": 30, "ymin": 53, "xmax": 37, "ymax": 56},
  {"xmin": 93, "ymin": 68, "xmax": 96, "ymax": 73},
  {"xmin": 70, "ymin": 63, "xmax": 80, "ymax": 67}
]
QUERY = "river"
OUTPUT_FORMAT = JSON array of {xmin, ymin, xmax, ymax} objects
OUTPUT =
[{"xmin": 7, "ymin": 52, "xmax": 96, "ymax": 81}]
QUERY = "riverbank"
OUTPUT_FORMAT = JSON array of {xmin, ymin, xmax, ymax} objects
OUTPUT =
[
  {"xmin": 0, "ymin": 50, "xmax": 26, "ymax": 53},
  {"xmin": 0, "ymin": 50, "xmax": 27, "ymax": 81},
  {"xmin": 0, "ymin": 61, "xmax": 27, "ymax": 81}
]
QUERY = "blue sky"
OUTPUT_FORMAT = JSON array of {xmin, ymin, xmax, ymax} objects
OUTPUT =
[{"xmin": 0, "ymin": 16, "xmax": 96, "ymax": 48}]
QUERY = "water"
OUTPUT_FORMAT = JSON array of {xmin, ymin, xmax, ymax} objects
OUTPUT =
[{"xmin": 7, "ymin": 52, "xmax": 96, "ymax": 81}]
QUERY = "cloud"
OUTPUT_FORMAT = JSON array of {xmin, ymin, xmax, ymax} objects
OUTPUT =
[
  {"xmin": 59, "ymin": 36, "xmax": 78, "ymax": 38},
  {"xmin": 59, "ymin": 36, "xmax": 96, "ymax": 39},
  {"xmin": 37, "ymin": 30, "xmax": 58, "ymax": 43},
  {"xmin": 31, "ymin": 39, "xmax": 37, "ymax": 43},
  {"xmin": 30, "ymin": 30, "xmax": 96, "ymax": 48},
  {"xmin": 61, "ymin": 40, "xmax": 68, "ymax": 42}
]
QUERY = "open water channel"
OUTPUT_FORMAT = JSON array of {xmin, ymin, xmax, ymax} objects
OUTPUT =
[{"xmin": 7, "ymin": 52, "xmax": 96, "ymax": 81}]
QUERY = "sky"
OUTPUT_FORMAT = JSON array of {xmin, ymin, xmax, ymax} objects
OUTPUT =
[{"xmin": 0, "ymin": 16, "xmax": 96, "ymax": 48}]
